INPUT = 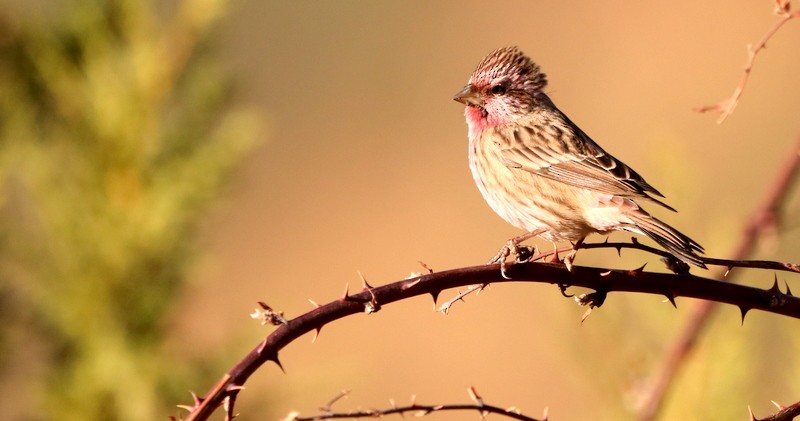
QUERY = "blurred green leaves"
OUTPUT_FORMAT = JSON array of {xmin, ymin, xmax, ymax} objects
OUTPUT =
[{"xmin": 0, "ymin": 0, "xmax": 260, "ymax": 419}]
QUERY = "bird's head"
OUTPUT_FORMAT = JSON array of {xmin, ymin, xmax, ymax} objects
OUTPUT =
[{"xmin": 454, "ymin": 46, "xmax": 548, "ymax": 132}]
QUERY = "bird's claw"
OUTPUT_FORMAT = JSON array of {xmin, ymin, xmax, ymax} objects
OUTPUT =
[
  {"xmin": 490, "ymin": 241, "xmax": 535, "ymax": 279},
  {"xmin": 564, "ymin": 250, "xmax": 577, "ymax": 272}
]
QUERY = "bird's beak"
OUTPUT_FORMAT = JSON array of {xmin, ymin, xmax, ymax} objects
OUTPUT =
[{"xmin": 453, "ymin": 84, "xmax": 483, "ymax": 106}]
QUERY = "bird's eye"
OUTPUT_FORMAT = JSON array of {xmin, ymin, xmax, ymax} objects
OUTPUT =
[{"xmin": 490, "ymin": 84, "xmax": 507, "ymax": 95}]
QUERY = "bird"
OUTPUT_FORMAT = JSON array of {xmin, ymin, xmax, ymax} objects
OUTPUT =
[{"xmin": 453, "ymin": 46, "xmax": 705, "ymax": 272}]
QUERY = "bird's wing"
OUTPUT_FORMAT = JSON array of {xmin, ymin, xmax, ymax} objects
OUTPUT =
[{"xmin": 498, "ymin": 106, "xmax": 676, "ymax": 211}]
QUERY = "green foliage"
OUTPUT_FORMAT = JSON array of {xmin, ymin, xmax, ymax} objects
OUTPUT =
[{"xmin": 0, "ymin": 0, "xmax": 259, "ymax": 419}]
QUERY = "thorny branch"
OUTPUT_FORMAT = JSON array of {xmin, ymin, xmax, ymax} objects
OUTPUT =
[
  {"xmin": 284, "ymin": 387, "xmax": 545, "ymax": 421},
  {"xmin": 178, "ymin": 253, "xmax": 800, "ymax": 420},
  {"xmin": 636, "ymin": 133, "xmax": 800, "ymax": 421},
  {"xmin": 437, "ymin": 239, "xmax": 800, "ymax": 314},
  {"xmin": 695, "ymin": 3, "xmax": 799, "ymax": 123}
]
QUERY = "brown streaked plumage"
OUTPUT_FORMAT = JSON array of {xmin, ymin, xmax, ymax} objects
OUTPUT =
[{"xmin": 454, "ymin": 46, "xmax": 704, "ymax": 268}]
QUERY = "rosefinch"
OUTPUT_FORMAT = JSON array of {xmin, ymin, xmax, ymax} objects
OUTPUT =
[{"xmin": 454, "ymin": 46, "xmax": 705, "ymax": 270}]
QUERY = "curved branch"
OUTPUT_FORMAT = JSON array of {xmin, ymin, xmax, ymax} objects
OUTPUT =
[
  {"xmin": 180, "ymin": 261, "xmax": 800, "ymax": 420},
  {"xmin": 286, "ymin": 387, "xmax": 545, "ymax": 421}
]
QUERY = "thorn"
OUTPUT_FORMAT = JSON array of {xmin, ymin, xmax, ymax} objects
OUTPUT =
[
  {"xmin": 739, "ymin": 306, "xmax": 750, "ymax": 324},
  {"xmin": 600, "ymin": 270, "xmax": 612, "ymax": 276},
  {"xmin": 430, "ymin": 290, "xmax": 440, "ymax": 304},
  {"xmin": 543, "ymin": 406, "xmax": 549, "ymax": 421},
  {"xmin": 467, "ymin": 386, "xmax": 483, "ymax": 405},
  {"xmin": 312, "ymin": 327, "xmax": 321, "ymax": 343},
  {"xmin": 771, "ymin": 400, "xmax": 785, "ymax": 410},
  {"xmin": 724, "ymin": 266, "xmax": 733, "ymax": 277},
  {"xmin": 256, "ymin": 338, "xmax": 268, "ymax": 354},
  {"xmin": 785, "ymin": 282, "xmax": 793, "ymax": 296},
  {"xmin": 308, "ymin": 299, "xmax": 320, "ymax": 308},
  {"xmin": 223, "ymin": 394, "xmax": 238, "ymax": 421},
  {"xmin": 340, "ymin": 283, "xmax": 350, "ymax": 301},
  {"xmin": 629, "ymin": 263, "xmax": 647, "ymax": 276},
  {"xmin": 357, "ymin": 270, "xmax": 373, "ymax": 290},
  {"xmin": 226, "ymin": 384, "xmax": 245, "ymax": 393},
  {"xmin": 282, "ymin": 411, "xmax": 301, "ymax": 421},
  {"xmin": 769, "ymin": 275, "xmax": 781, "ymax": 293},
  {"xmin": 267, "ymin": 353, "xmax": 285, "ymax": 373},
  {"xmin": 663, "ymin": 293, "xmax": 677, "ymax": 308},
  {"xmin": 580, "ymin": 307, "xmax": 593, "ymax": 324},
  {"xmin": 176, "ymin": 391, "xmax": 204, "ymax": 412},
  {"xmin": 615, "ymin": 245, "xmax": 622, "ymax": 256},
  {"xmin": 320, "ymin": 389, "xmax": 350, "ymax": 412},
  {"xmin": 410, "ymin": 394, "xmax": 417, "ymax": 406},
  {"xmin": 418, "ymin": 261, "xmax": 434, "ymax": 273},
  {"xmin": 402, "ymin": 279, "xmax": 421, "ymax": 290},
  {"xmin": 748, "ymin": 405, "xmax": 757, "ymax": 421}
]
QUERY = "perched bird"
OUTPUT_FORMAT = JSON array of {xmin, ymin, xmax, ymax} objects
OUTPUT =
[{"xmin": 453, "ymin": 46, "xmax": 705, "ymax": 270}]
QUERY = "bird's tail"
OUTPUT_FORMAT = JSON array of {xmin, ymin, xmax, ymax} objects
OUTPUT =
[{"xmin": 626, "ymin": 212, "xmax": 706, "ymax": 269}]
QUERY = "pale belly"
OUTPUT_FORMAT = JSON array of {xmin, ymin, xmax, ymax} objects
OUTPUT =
[{"xmin": 468, "ymin": 138, "xmax": 625, "ymax": 242}]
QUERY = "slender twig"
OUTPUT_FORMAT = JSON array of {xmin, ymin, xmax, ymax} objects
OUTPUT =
[
  {"xmin": 577, "ymin": 241, "xmax": 800, "ymax": 274},
  {"xmin": 286, "ymin": 387, "xmax": 544, "ymax": 421},
  {"xmin": 695, "ymin": 8, "xmax": 799, "ymax": 123},
  {"xmin": 636, "ymin": 134, "xmax": 800, "ymax": 421},
  {"xmin": 438, "ymin": 283, "xmax": 486, "ymax": 314},
  {"xmin": 289, "ymin": 402, "xmax": 539, "ymax": 420}
]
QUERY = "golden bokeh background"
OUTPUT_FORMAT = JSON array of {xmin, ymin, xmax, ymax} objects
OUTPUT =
[
  {"xmin": 184, "ymin": 1, "xmax": 800, "ymax": 420},
  {"xmin": 4, "ymin": 1, "xmax": 800, "ymax": 420}
]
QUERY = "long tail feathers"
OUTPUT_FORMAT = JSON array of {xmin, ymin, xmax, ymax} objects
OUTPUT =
[{"xmin": 627, "ymin": 213, "xmax": 706, "ymax": 269}]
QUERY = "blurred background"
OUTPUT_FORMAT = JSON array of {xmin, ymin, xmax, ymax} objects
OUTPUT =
[{"xmin": 1, "ymin": 1, "xmax": 799, "ymax": 420}]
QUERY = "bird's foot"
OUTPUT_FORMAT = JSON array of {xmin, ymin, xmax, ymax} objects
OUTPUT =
[
  {"xmin": 488, "ymin": 241, "xmax": 535, "ymax": 279},
  {"xmin": 563, "ymin": 238, "xmax": 585, "ymax": 272},
  {"xmin": 488, "ymin": 229, "xmax": 546, "ymax": 279}
]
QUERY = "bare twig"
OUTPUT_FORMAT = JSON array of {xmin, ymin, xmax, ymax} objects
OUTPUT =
[
  {"xmin": 695, "ymin": 7, "xmax": 799, "ymax": 123},
  {"xmin": 635, "ymin": 134, "xmax": 800, "ymax": 421},
  {"xmin": 577, "ymin": 240, "xmax": 800, "ymax": 274},
  {"xmin": 286, "ymin": 388, "xmax": 544, "ymax": 421},
  {"xmin": 438, "ymin": 283, "xmax": 486, "ymax": 314}
]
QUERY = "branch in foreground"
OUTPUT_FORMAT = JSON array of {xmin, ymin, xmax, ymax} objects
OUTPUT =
[
  {"xmin": 179, "ymin": 261, "xmax": 800, "ymax": 420},
  {"xmin": 695, "ymin": 6, "xmax": 798, "ymax": 123},
  {"xmin": 284, "ymin": 387, "xmax": 545, "ymax": 421}
]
